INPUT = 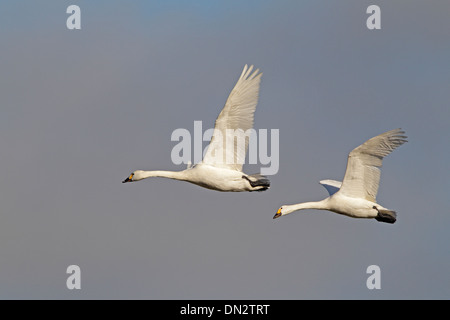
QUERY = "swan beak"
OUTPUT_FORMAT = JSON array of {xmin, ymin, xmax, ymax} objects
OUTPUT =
[
  {"xmin": 122, "ymin": 174, "xmax": 133, "ymax": 183},
  {"xmin": 273, "ymin": 208, "xmax": 282, "ymax": 219}
]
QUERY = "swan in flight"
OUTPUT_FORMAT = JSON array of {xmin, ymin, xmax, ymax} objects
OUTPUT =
[
  {"xmin": 122, "ymin": 65, "xmax": 270, "ymax": 192},
  {"xmin": 274, "ymin": 129, "xmax": 407, "ymax": 223}
]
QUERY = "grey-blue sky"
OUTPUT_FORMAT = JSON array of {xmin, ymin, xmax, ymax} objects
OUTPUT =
[{"xmin": 0, "ymin": 1, "xmax": 449, "ymax": 299}]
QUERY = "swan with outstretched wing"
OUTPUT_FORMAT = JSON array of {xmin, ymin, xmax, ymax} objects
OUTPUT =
[
  {"xmin": 122, "ymin": 65, "xmax": 270, "ymax": 192},
  {"xmin": 274, "ymin": 129, "xmax": 407, "ymax": 223}
]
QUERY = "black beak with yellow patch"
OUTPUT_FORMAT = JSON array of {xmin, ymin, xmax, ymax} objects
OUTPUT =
[
  {"xmin": 273, "ymin": 208, "xmax": 282, "ymax": 219},
  {"xmin": 122, "ymin": 173, "xmax": 133, "ymax": 183}
]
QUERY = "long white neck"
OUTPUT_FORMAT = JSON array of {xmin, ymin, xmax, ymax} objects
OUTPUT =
[
  {"xmin": 284, "ymin": 199, "xmax": 330, "ymax": 215},
  {"xmin": 138, "ymin": 170, "xmax": 189, "ymax": 181}
]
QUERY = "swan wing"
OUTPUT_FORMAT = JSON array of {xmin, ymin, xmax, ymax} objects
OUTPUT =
[
  {"xmin": 319, "ymin": 179, "xmax": 342, "ymax": 196},
  {"xmin": 202, "ymin": 65, "xmax": 262, "ymax": 171},
  {"xmin": 338, "ymin": 128, "xmax": 407, "ymax": 202}
]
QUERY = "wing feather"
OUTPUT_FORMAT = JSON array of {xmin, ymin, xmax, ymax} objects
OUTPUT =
[
  {"xmin": 202, "ymin": 65, "xmax": 262, "ymax": 171},
  {"xmin": 338, "ymin": 129, "xmax": 407, "ymax": 202},
  {"xmin": 319, "ymin": 179, "xmax": 342, "ymax": 196}
]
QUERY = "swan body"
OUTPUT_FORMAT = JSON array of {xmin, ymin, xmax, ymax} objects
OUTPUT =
[
  {"xmin": 122, "ymin": 65, "xmax": 270, "ymax": 192},
  {"xmin": 274, "ymin": 129, "xmax": 407, "ymax": 223},
  {"xmin": 279, "ymin": 195, "xmax": 391, "ymax": 220},
  {"xmin": 125, "ymin": 165, "xmax": 269, "ymax": 192}
]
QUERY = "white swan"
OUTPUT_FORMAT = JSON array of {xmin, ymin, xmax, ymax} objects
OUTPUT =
[
  {"xmin": 122, "ymin": 65, "xmax": 270, "ymax": 192},
  {"xmin": 274, "ymin": 129, "xmax": 407, "ymax": 223}
]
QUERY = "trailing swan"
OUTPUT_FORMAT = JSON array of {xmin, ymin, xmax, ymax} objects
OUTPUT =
[
  {"xmin": 274, "ymin": 129, "xmax": 407, "ymax": 223},
  {"xmin": 122, "ymin": 65, "xmax": 270, "ymax": 192}
]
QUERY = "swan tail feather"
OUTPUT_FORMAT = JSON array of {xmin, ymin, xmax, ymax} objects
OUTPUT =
[{"xmin": 375, "ymin": 209, "xmax": 397, "ymax": 224}]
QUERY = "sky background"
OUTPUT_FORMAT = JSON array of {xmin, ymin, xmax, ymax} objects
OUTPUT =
[{"xmin": 0, "ymin": 0, "xmax": 449, "ymax": 299}]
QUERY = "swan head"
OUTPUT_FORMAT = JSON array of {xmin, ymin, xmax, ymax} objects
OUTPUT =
[
  {"xmin": 122, "ymin": 170, "xmax": 145, "ymax": 183},
  {"xmin": 273, "ymin": 206, "xmax": 290, "ymax": 219}
]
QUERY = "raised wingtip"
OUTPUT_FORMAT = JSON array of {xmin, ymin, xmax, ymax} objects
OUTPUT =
[
  {"xmin": 240, "ymin": 64, "xmax": 249, "ymax": 79},
  {"xmin": 389, "ymin": 128, "xmax": 408, "ymax": 145},
  {"xmin": 241, "ymin": 64, "xmax": 261, "ymax": 80}
]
